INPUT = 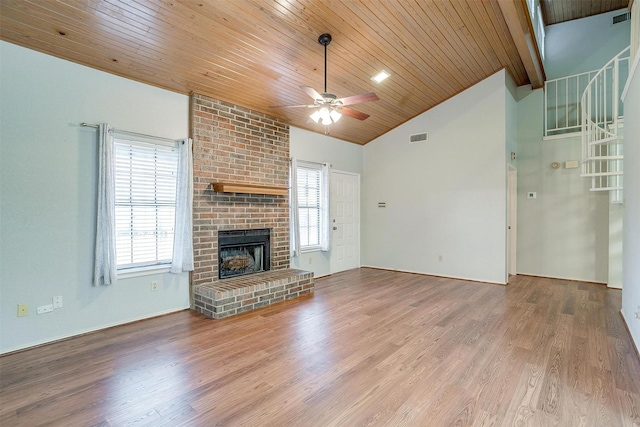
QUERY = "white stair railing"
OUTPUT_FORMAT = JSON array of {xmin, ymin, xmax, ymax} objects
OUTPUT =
[
  {"xmin": 581, "ymin": 46, "xmax": 630, "ymax": 203},
  {"xmin": 545, "ymin": 70, "xmax": 599, "ymax": 137}
]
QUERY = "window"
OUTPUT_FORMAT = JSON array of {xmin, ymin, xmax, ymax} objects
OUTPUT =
[
  {"xmin": 536, "ymin": 5, "xmax": 545, "ymax": 60},
  {"xmin": 289, "ymin": 158, "xmax": 329, "ymax": 257},
  {"xmin": 94, "ymin": 124, "xmax": 192, "ymax": 286},
  {"xmin": 526, "ymin": 0, "xmax": 535, "ymax": 19},
  {"xmin": 297, "ymin": 164, "xmax": 322, "ymax": 248},
  {"xmin": 114, "ymin": 137, "xmax": 178, "ymax": 271},
  {"xmin": 296, "ymin": 161, "xmax": 332, "ymax": 250}
]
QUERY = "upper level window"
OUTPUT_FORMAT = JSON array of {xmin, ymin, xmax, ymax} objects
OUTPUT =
[
  {"xmin": 527, "ymin": 0, "xmax": 535, "ymax": 20},
  {"xmin": 536, "ymin": 5, "xmax": 545, "ymax": 60},
  {"xmin": 114, "ymin": 137, "xmax": 179, "ymax": 271}
]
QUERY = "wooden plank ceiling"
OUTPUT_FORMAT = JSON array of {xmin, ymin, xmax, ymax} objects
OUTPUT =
[
  {"xmin": 0, "ymin": 1, "xmax": 566, "ymax": 144},
  {"xmin": 541, "ymin": 0, "xmax": 630, "ymax": 26}
]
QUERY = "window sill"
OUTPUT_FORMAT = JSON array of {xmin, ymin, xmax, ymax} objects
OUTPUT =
[
  {"xmin": 118, "ymin": 265, "xmax": 171, "ymax": 279},
  {"xmin": 300, "ymin": 246, "xmax": 322, "ymax": 254}
]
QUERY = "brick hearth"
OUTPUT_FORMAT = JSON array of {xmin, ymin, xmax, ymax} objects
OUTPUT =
[{"xmin": 193, "ymin": 269, "xmax": 313, "ymax": 319}]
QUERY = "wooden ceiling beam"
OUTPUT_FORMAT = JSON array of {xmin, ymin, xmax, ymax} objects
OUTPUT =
[{"xmin": 497, "ymin": 0, "xmax": 546, "ymax": 89}]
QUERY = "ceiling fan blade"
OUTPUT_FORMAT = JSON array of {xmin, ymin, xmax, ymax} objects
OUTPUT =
[
  {"xmin": 341, "ymin": 107, "xmax": 370, "ymax": 121},
  {"xmin": 269, "ymin": 104, "xmax": 314, "ymax": 108},
  {"xmin": 336, "ymin": 92, "xmax": 379, "ymax": 106},
  {"xmin": 301, "ymin": 86, "xmax": 324, "ymax": 100}
]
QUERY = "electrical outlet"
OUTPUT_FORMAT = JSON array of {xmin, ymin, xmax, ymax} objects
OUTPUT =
[
  {"xmin": 37, "ymin": 304, "xmax": 54, "ymax": 315},
  {"xmin": 438, "ymin": 255, "xmax": 443, "ymax": 262},
  {"xmin": 17, "ymin": 304, "xmax": 28, "ymax": 317},
  {"xmin": 151, "ymin": 281, "xmax": 158, "ymax": 291},
  {"xmin": 53, "ymin": 296, "xmax": 63, "ymax": 309},
  {"xmin": 308, "ymin": 258, "xmax": 312, "ymax": 264}
]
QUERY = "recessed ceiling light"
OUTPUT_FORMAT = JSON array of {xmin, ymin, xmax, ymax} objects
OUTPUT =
[{"xmin": 371, "ymin": 70, "xmax": 390, "ymax": 83}]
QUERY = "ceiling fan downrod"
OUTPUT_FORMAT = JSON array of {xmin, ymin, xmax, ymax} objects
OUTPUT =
[{"xmin": 318, "ymin": 33, "xmax": 332, "ymax": 94}]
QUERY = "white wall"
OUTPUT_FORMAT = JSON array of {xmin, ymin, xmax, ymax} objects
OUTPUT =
[
  {"xmin": 516, "ymin": 85, "xmax": 609, "ymax": 282},
  {"xmin": 290, "ymin": 127, "xmax": 363, "ymax": 175},
  {"xmin": 632, "ymin": 2, "xmax": 640, "ymax": 64},
  {"xmin": 531, "ymin": 9, "xmax": 632, "ymax": 286},
  {"xmin": 545, "ymin": 9, "xmax": 631, "ymax": 79},
  {"xmin": 361, "ymin": 70, "xmax": 508, "ymax": 284},
  {"xmin": 506, "ymin": 72, "xmax": 518, "ymax": 167},
  {"xmin": 621, "ymin": 47, "xmax": 640, "ymax": 352},
  {"xmin": 0, "ymin": 42, "xmax": 190, "ymax": 354},
  {"xmin": 289, "ymin": 126, "xmax": 363, "ymax": 277},
  {"xmin": 608, "ymin": 203, "xmax": 624, "ymax": 289}
]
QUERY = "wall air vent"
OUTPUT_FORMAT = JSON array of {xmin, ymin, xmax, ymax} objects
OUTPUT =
[
  {"xmin": 409, "ymin": 132, "xmax": 428, "ymax": 143},
  {"xmin": 612, "ymin": 12, "xmax": 630, "ymax": 25}
]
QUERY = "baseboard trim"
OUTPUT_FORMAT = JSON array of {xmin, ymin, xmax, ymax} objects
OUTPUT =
[
  {"xmin": 516, "ymin": 273, "xmax": 607, "ymax": 286},
  {"xmin": 1, "ymin": 308, "xmax": 190, "ymax": 356},
  {"xmin": 620, "ymin": 309, "xmax": 640, "ymax": 362},
  {"xmin": 360, "ymin": 265, "xmax": 507, "ymax": 286}
]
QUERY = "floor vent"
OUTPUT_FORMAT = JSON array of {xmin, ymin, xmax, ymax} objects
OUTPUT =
[
  {"xmin": 612, "ymin": 12, "xmax": 630, "ymax": 25},
  {"xmin": 409, "ymin": 132, "xmax": 428, "ymax": 143}
]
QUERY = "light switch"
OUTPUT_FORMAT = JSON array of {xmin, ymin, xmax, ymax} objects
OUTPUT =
[{"xmin": 565, "ymin": 160, "xmax": 579, "ymax": 169}]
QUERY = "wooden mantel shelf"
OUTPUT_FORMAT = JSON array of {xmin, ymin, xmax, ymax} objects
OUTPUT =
[{"xmin": 211, "ymin": 182, "xmax": 289, "ymax": 196}]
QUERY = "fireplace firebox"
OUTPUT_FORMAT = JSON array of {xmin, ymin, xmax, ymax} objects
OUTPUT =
[{"xmin": 218, "ymin": 229, "xmax": 271, "ymax": 279}]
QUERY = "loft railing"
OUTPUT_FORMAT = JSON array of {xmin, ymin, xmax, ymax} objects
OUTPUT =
[
  {"xmin": 545, "ymin": 70, "xmax": 599, "ymax": 137},
  {"xmin": 581, "ymin": 46, "xmax": 630, "ymax": 203}
]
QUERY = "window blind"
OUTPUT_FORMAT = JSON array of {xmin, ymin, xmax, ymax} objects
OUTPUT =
[
  {"xmin": 114, "ymin": 138, "xmax": 178, "ymax": 269},
  {"xmin": 297, "ymin": 165, "xmax": 322, "ymax": 248}
]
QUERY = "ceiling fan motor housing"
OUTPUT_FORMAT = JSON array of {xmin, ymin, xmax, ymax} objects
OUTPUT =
[{"xmin": 318, "ymin": 33, "xmax": 332, "ymax": 46}]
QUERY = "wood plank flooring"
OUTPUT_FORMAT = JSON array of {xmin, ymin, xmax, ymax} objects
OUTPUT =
[{"xmin": 2, "ymin": 269, "xmax": 640, "ymax": 426}]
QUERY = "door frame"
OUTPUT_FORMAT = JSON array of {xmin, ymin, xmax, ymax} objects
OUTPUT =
[
  {"xmin": 507, "ymin": 164, "xmax": 517, "ymax": 281},
  {"xmin": 330, "ymin": 170, "xmax": 361, "ymax": 274}
]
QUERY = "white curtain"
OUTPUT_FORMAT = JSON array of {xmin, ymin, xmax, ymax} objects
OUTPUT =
[
  {"xmin": 94, "ymin": 123, "xmax": 117, "ymax": 286},
  {"xmin": 320, "ymin": 162, "xmax": 331, "ymax": 252},
  {"xmin": 289, "ymin": 157, "xmax": 300, "ymax": 258},
  {"xmin": 171, "ymin": 138, "xmax": 194, "ymax": 273}
]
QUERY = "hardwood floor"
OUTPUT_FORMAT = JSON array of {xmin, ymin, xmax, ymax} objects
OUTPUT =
[{"xmin": 2, "ymin": 269, "xmax": 639, "ymax": 426}]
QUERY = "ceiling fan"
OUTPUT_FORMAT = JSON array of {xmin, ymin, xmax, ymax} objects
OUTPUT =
[{"xmin": 270, "ymin": 33, "xmax": 379, "ymax": 128}]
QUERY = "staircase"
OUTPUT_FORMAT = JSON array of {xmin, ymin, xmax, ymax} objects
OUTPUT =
[{"xmin": 580, "ymin": 46, "xmax": 630, "ymax": 203}]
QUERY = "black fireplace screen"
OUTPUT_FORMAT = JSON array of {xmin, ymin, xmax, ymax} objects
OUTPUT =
[{"xmin": 218, "ymin": 228, "xmax": 270, "ymax": 279}]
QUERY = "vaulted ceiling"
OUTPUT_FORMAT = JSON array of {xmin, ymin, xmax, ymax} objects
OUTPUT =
[
  {"xmin": 0, "ymin": 0, "xmax": 629, "ymax": 145},
  {"xmin": 540, "ymin": 0, "xmax": 630, "ymax": 25}
]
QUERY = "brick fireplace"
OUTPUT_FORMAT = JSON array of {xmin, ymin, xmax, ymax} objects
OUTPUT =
[{"xmin": 190, "ymin": 94, "xmax": 313, "ymax": 319}]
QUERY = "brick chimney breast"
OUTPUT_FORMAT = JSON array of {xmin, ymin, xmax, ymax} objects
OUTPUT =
[{"xmin": 190, "ymin": 94, "xmax": 290, "ymax": 288}]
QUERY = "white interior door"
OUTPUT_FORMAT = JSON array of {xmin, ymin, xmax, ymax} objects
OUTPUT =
[
  {"xmin": 330, "ymin": 171, "xmax": 360, "ymax": 274},
  {"xmin": 507, "ymin": 165, "xmax": 517, "ymax": 279}
]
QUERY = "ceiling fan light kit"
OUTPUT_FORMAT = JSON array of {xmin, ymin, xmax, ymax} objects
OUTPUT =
[
  {"xmin": 270, "ymin": 33, "xmax": 379, "ymax": 132},
  {"xmin": 310, "ymin": 106, "xmax": 342, "ymax": 125}
]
